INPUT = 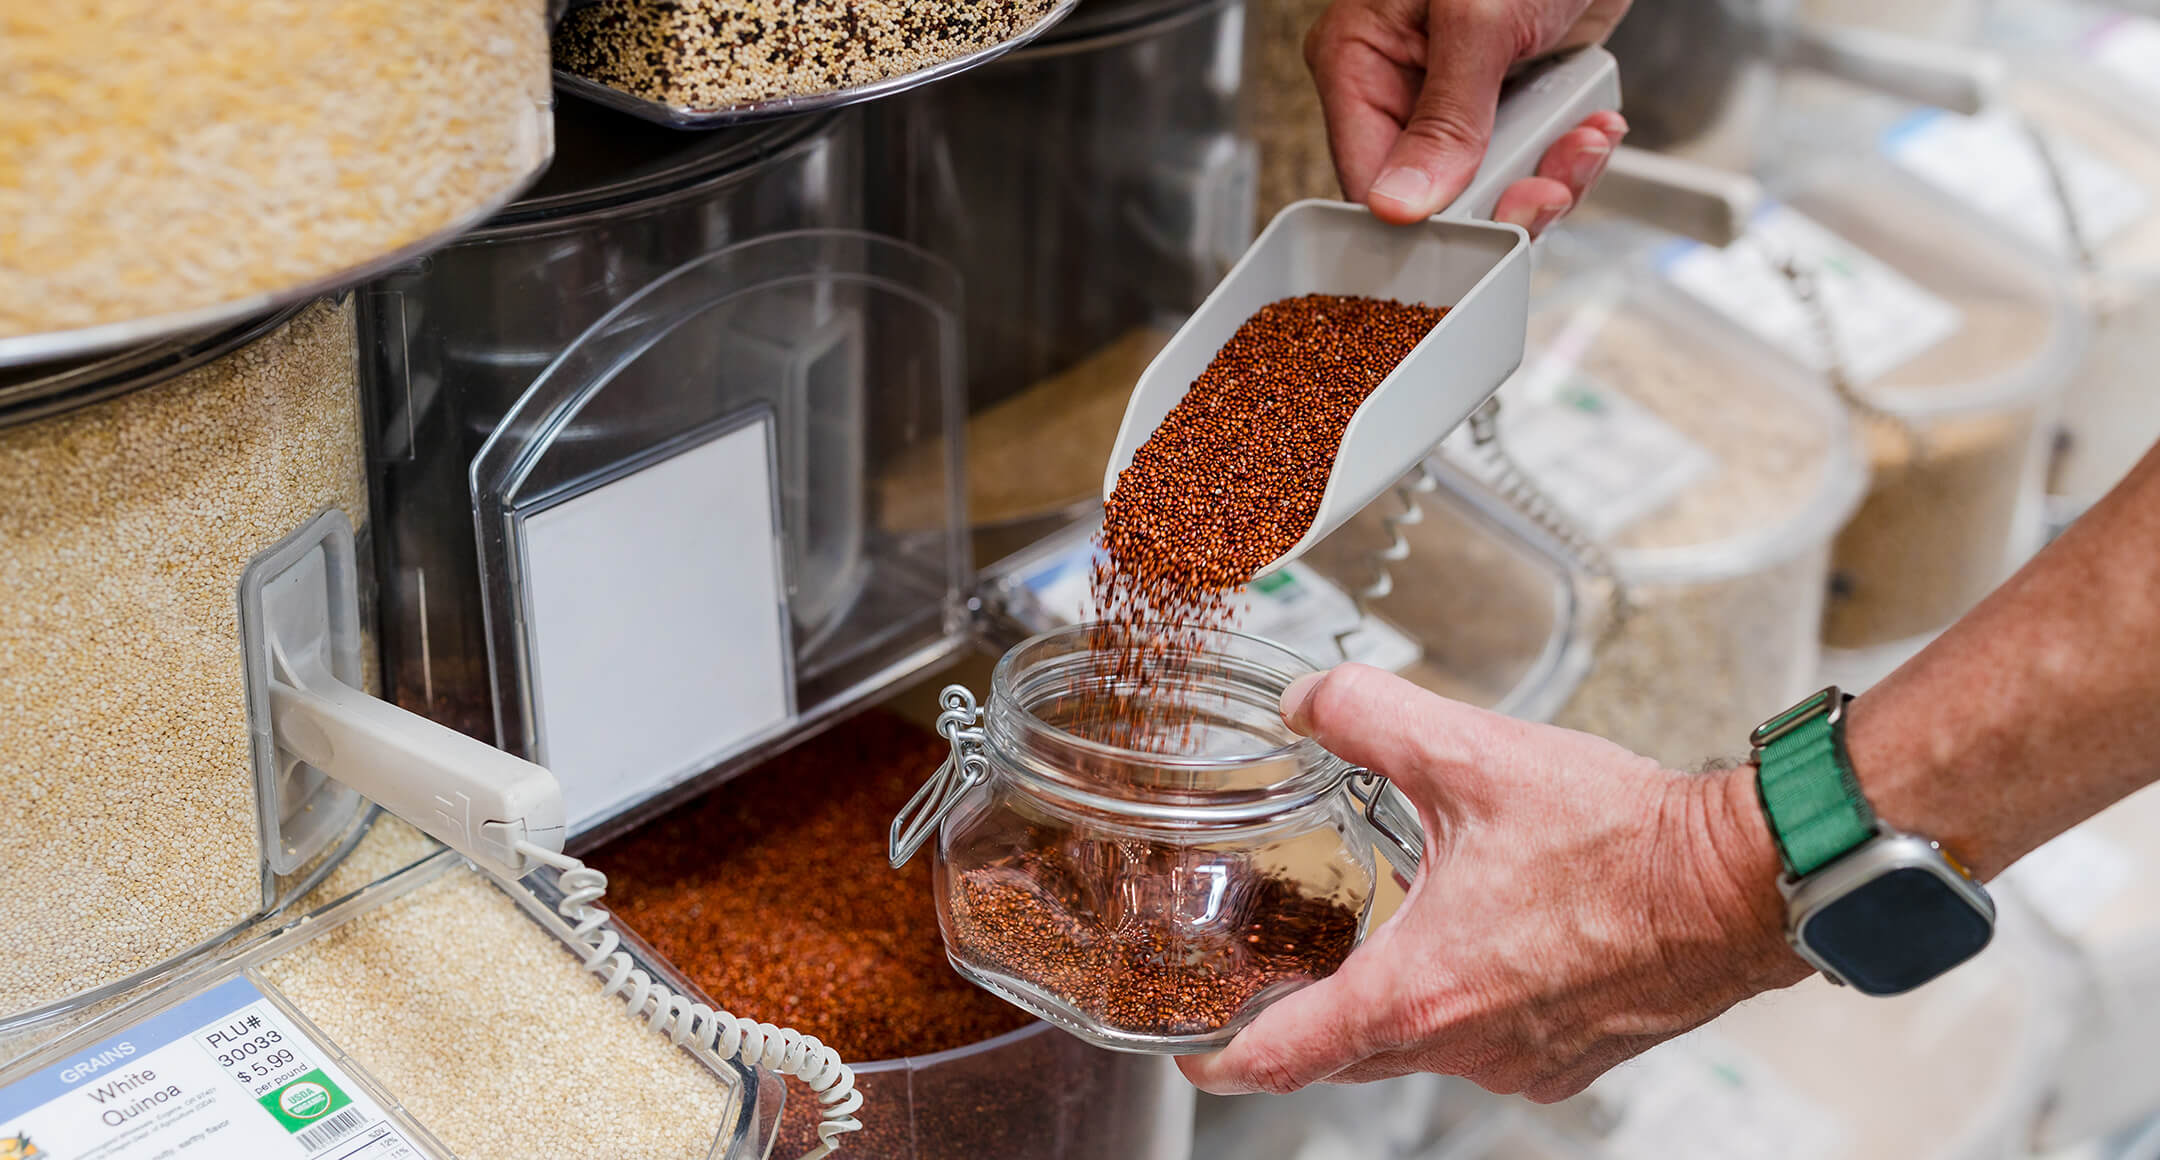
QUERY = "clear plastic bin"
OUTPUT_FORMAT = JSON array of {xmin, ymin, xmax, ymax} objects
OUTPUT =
[
  {"xmin": 1445, "ymin": 270, "xmax": 1867, "ymax": 769},
  {"xmin": 552, "ymin": 0, "xmax": 1079, "ymax": 128},
  {"xmin": 866, "ymin": 0, "xmax": 1259, "ymax": 561},
  {"xmin": 1649, "ymin": 161, "xmax": 2084, "ymax": 656},
  {"xmin": 774, "ymin": 1022, "xmax": 1193, "ymax": 1160},
  {"xmin": 361, "ymin": 107, "xmax": 972, "ymax": 843},
  {"xmin": 1774, "ymin": 52, "xmax": 2160, "ymax": 513},
  {"xmin": 0, "ymin": 302, "xmax": 377, "ymax": 1032},
  {"xmin": 1, "ymin": 0, "xmax": 553, "ymax": 365},
  {"xmin": 0, "ymin": 833, "xmax": 776, "ymax": 1160}
]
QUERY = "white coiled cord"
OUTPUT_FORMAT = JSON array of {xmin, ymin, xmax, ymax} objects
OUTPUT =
[
  {"xmin": 516, "ymin": 842, "xmax": 863, "ymax": 1160},
  {"xmin": 1335, "ymin": 460, "xmax": 1437, "ymax": 660}
]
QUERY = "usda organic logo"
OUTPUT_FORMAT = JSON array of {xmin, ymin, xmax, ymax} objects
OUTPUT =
[{"xmin": 278, "ymin": 1081, "xmax": 332, "ymax": 1121}]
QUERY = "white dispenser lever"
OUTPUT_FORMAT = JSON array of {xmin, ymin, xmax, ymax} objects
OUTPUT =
[
  {"xmin": 242, "ymin": 511, "xmax": 567, "ymax": 881},
  {"xmin": 1103, "ymin": 47, "xmax": 1621, "ymax": 576}
]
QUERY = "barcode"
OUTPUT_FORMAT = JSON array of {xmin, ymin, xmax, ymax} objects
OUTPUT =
[{"xmin": 296, "ymin": 1107, "xmax": 370, "ymax": 1152}]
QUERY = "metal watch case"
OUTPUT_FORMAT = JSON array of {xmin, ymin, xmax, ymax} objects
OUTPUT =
[{"xmin": 1779, "ymin": 825, "xmax": 1997, "ymax": 996}]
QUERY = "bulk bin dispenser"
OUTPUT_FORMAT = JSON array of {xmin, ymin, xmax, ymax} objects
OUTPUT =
[{"xmin": 360, "ymin": 101, "xmax": 974, "ymax": 845}]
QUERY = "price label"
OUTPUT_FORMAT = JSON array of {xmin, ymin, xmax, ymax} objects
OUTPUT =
[
  {"xmin": 1882, "ymin": 109, "xmax": 2151, "ymax": 258},
  {"xmin": 0, "ymin": 977, "xmax": 423, "ymax": 1159},
  {"xmin": 1659, "ymin": 204, "xmax": 1963, "ymax": 386},
  {"xmin": 1494, "ymin": 361, "xmax": 1715, "ymax": 542}
]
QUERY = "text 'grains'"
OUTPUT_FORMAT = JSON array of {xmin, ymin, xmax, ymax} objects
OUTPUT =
[
  {"xmin": 949, "ymin": 843, "xmax": 1361, "ymax": 1036},
  {"xmin": 556, "ymin": 0, "xmax": 1060, "ymax": 114},
  {"xmin": 0, "ymin": 301, "xmax": 365, "ymax": 1017},
  {"xmin": 259, "ymin": 865, "xmax": 735, "ymax": 1160},
  {"xmin": 1, "ymin": 1, "xmax": 550, "ymax": 338}
]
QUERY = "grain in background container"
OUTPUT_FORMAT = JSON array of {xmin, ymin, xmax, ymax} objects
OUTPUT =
[
  {"xmin": 867, "ymin": 0, "xmax": 1259, "ymax": 562},
  {"xmin": 0, "ymin": 835, "xmax": 776, "ymax": 1160},
  {"xmin": 1652, "ymin": 163, "xmax": 2084, "ymax": 658},
  {"xmin": 0, "ymin": 302, "xmax": 377, "ymax": 1033},
  {"xmin": 1442, "ymin": 269, "xmax": 1866, "ymax": 768},
  {"xmin": 1, "ymin": 0, "xmax": 553, "ymax": 364}
]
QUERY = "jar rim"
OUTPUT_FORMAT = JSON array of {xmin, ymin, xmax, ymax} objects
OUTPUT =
[{"xmin": 986, "ymin": 623, "xmax": 1348, "ymax": 818}]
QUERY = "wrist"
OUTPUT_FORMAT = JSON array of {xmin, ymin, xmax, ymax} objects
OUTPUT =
[{"xmin": 1671, "ymin": 766, "xmax": 1811, "ymax": 993}]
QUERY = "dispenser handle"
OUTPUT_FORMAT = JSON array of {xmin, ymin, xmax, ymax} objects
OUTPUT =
[
  {"xmin": 268, "ymin": 660, "xmax": 568, "ymax": 882},
  {"xmin": 244, "ymin": 510, "xmax": 567, "ymax": 882},
  {"xmin": 1442, "ymin": 47, "xmax": 1625, "ymax": 224}
]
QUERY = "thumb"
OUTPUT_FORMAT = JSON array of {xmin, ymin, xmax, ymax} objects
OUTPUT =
[
  {"xmin": 1363, "ymin": 6, "xmax": 1519, "ymax": 223},
  {"xmin": 1280, "ymin": 664, "xmax": 1502, "ymax": 805}
]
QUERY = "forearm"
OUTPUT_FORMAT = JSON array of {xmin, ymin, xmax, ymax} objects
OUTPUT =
[{"xmin": 1845, "ymin": 443, "xmax": 2160, "ymax": 879}]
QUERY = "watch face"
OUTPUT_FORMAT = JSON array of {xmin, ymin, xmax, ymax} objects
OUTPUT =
[{"xmin": 1798, "ymin": 865, "xmax": 1994, "ymax": 996}]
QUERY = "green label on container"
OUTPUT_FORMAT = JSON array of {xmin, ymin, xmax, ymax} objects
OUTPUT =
[{"xmin": 260, "ymin": 1070, "xmax": 350, "ymax": 1133}]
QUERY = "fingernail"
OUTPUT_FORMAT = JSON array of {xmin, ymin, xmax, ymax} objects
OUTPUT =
[
  {"xmin": 1281, "ymin": 672, "xmax": 1323, "ymax": 734},
  {"xmin": 1498, "ymin": 196, "xmax": 1573, "ymax": 236},
  {"xmin": 1604, "ymin": 113, "xmax": 1630, "ymax": 146},
  {"xmin": 1368, "ymin": 167, "xmax": 1433, "ymax": 212},
  {"xmin": 1568, "ymin": 142, "xmax": 1612, "ymax": 192}
]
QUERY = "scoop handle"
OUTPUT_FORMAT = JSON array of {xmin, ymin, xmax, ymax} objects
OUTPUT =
[{"xmin": 1442, "ymin": 47, "xmax": 1625, "ymax": 223}]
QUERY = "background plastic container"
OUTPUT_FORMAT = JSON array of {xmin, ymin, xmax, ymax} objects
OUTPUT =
[
  {"xmin": 0, "ymin": 302, "xmax": 377, "ymax": 1034},
  {"xmin": 1, "ymin": 0, "xmax": 554, "ymax": 366},
  {"xmin": 866, "ymin": 0, "xmax": 1259, "ymax": 564},
  {"xmin": 0, "ymin": 834, "xmax": 777, "ymax": 1160},
  {"xmin": 1441, "ymin": 266, "xmax": 1867, "ymax": 769},
  {"xmin": 1640, "ymin": 159, "xmax": 2084, "ymax": 661}
]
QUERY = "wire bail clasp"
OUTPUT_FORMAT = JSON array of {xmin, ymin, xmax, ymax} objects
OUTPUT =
[
  {"xmin": 1346, "ymin": 769, "xmax": 1424, "ymax": 879},
  {"xmin": 889, "ymin": 685, "xmax": 991, "ymax": 868}
]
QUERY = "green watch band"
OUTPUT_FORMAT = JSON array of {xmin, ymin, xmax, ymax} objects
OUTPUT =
[{"xmin": 1750, "ymin": 687, "xmax": 1875, "ymax": 878}]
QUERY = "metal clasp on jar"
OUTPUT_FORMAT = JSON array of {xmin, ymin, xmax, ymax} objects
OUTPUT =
[
  {"xmin": 888, "ymin": 684, "xmax": 991, "ymax": 867},
  {"xmin": 1346, "ymin": 769, "xmax": 1424, "ymax": 879}
]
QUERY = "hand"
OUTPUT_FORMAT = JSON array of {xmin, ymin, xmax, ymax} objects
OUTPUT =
[
  {"xmin": 1178, "ymin": 664, "xmax": 1808, "ymax": 1101},
  {"xmin": 1307, "ymin": 0, "xmax": 1632, "ymax": 231}
]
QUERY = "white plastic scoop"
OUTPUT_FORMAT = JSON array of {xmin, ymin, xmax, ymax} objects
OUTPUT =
[{"xmin": 1103, "ymin": 47, "xmax": 1621, "ymax": 575}]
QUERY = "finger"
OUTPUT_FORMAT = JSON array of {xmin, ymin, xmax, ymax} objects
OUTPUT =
[
  {"xmin": 1308, "ymin": 11, "xmax": 1424, "ymax": 202},
  {"xmin": 1279, "ymin": 664, "xmax": 1503, "ymax": 801},
  {"xmin": 1365, "ymin": 5, "xmax": 1521, "ymax": 223},
  {"xmin": 1557, "ymin": 0, "xmax": 1633, "ymax": 51},
  {"xmin": 1177, "ymin": 953, "xmax": 1395, "ymax": 1095},
  {"xmin": 1490, "ymin": 176, "xmax": 1574, "ymax": 237}
]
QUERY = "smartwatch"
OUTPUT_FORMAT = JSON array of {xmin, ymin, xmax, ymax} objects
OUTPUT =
[{"xmin": 1749, "ymin": 687, "xmax": 1995, "ymax": 996}]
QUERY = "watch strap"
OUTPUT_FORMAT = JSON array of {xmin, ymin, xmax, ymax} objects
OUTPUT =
[{"xmin": 1753, "ymin": 688, "xmax": 1875, "ymax": 878}]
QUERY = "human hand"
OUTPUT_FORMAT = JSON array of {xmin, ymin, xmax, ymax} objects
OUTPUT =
[
  {"xmin": 1178, "ymin": 664, "xmax": 1809, "ymax": 1101},
  {"xmin": 1306, "ymin": 0, "xmax": 1632, "ymax": 231}
]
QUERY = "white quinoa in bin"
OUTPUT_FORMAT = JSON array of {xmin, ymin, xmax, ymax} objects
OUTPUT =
[
  {"xmin": 0, "ymin": 0, "xmax": 551, "ymax": 340},
  {"xmin": 259, "ymin": 862, "xmax": 740, "ymax": 1160},
  {"xmin": 0, "ymin": 300, "xmax": 366, "ymax": 1018}
]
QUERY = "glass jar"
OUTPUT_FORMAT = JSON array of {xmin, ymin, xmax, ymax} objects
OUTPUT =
[{"xmin": 891, "ymin": 625, "xmax": 1418, "ymax": 1054}]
